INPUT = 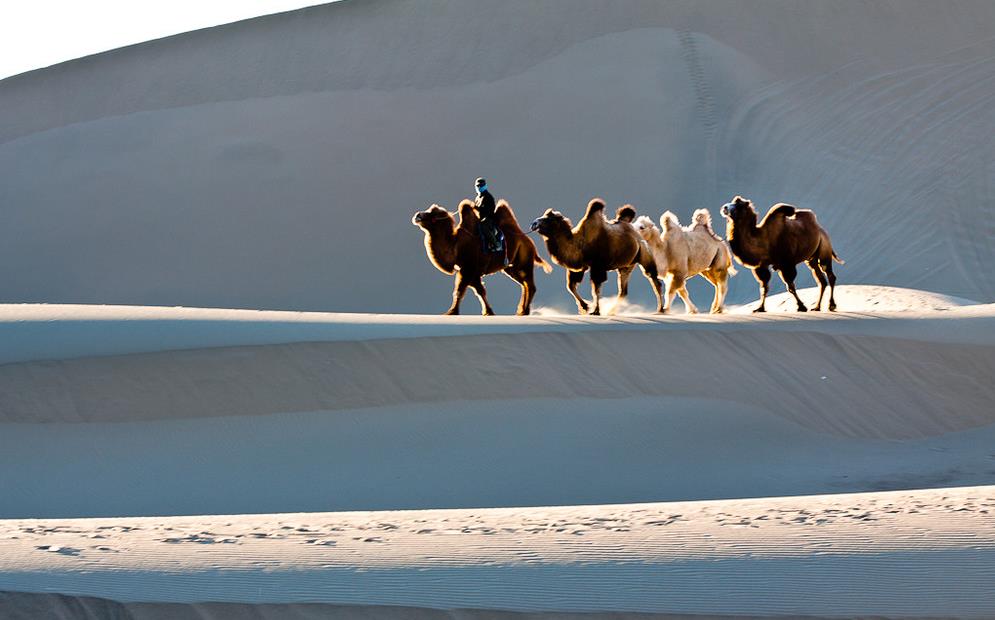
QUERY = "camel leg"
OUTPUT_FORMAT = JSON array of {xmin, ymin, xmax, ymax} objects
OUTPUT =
[
  {"xmin": 505, "ymin": 265, "xmax": 535, "ymax": 316},
  {"xmin": 715, "ymin": 273, "xmax": 729, "ymax": 314},
  {"xmin": 702, "ymin": 270, "xmax": 725, "ymax": 314},
  {"xmin": 610, "ymin": 266, "xmax": 634, "ymax": 315},
  {"xmin": 822, "ymin": 259, "xmax": 838, "ymax": 311},
  {"xmin": 567, "ymin": 269, "xmax": 589, "ymax": 314},
  {"xmin": 661, "ymin": 274, "xmax": 677, "ymax": 313},
  {"xmin": 639, "ymin": 265, "xmax": 665, "ymax": 313},
  {"xmin": 589, "ymin": 268, "xmax": 608, "ymax": 316},
  {"xmin": 446, "ymin": 272, "xmax": 470, "ymax": 315},
  {"xmin": 807, "ymin": 259, "xmax": 828, "ymax": 311},
  {"xmin": 667, "ymin": 273, "xmax": 689, "ymax": 313},
  {"xmin": 468, "ymin": 277, "xmax": 495, "ymax": 316},
  {"xmin": 701, "ymin": 271, "xmax": 718, "ymax": 313},
  {"xmin": 753, "ymin": 266, "xmax": 771, "ymax": 312},
  {"xmin": 778, "ymin": 264, "xmax": 807, "ymax": 312},
  {"xmin": 676, "ymin": 280, "xmax": 699, "ymax": 314}
]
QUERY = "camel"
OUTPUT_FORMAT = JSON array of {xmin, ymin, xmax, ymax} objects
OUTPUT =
[
  {"xmin": 720, "ymin": 195, "xmax": 843, "ymax": 312},
  {"xmin": 633, "ymin": 209, "xmax": 736, "ymax": 314},
  {"xmin": 412, "ymin": 199, "xmax": 552, "ymax": 315},
  {"xmin": 530, "ymin": 199, "xmax": 664, "ymax": 315}
]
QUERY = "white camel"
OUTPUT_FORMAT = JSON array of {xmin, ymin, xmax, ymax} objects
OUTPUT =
[{"xmin": 633, "ymin": 209, "xmax": 736, "ymax": 313}]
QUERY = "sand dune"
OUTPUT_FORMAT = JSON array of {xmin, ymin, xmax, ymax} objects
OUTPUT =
[
  {"xmin": 1, "ymin": 487, "xmax": 993, "ymax": 618},
  {"xmin": 1, "ymin": 295, "xmax": 994, "ymax": 519},
  {"xmin": 1, "ymin": 1, "xmax": 994, "ymax": 312}
]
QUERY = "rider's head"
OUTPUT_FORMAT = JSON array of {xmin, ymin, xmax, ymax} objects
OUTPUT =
[{"xmin": 475, "ymin": 177, "xmax": 488, "ymax": 194}]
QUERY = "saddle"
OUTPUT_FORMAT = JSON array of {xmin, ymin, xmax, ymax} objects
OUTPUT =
[{"xmin": 478, "ymin": 221, "xmax": 506, "ymax": 254}]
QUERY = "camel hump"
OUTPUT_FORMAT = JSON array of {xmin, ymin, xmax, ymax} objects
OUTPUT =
[
  {"xmin": 692, "ymin": 208, "xmax": 722, "ymax": 240},
  {"xmin": 768, "ymin": 203, "xmax": 797, "ymax": 218},
  {"xmin": 660, "ymin": 211, "xmax": 681, "ymax": 231},
  {"xmin": 494, "ymin": 199, "xmax": 526, "ymax": 234},
  {"xmin": 457, "ymin": 199, "xmax": 478, "ymax": 227},
  {"xmin": 615, "ymin": 205, "xmax": 636, "ymax": 223},
  {"xmin": 495, "ymin": 198, "xmax": 515, "ymax": 220},
  {"xmin": 757, "ymin": 203, "xmax": 797, "ymax": 227},
  {"xmin": 586, "ymin": 198, "xmax": 607, "ymax": 215}
]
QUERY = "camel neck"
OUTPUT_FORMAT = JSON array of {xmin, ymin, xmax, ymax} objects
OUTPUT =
[
  {"xmin": 546, "ymin": 232, "xmax": 584, "ymax": 270},
  {"xmin": 426, "ymin": 226, "xmax": 459, "ymax": 273},
  {"xmin": 728, "ymin": 219, "xmax": 766, "ymax": 265}
]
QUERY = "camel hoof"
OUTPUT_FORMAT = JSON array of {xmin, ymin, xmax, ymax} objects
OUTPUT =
[
  {"xmin": 797, "ymin": 305, "xmax": 808, "ymax": 312},
  {"xmin": 687, "ymin": 308, "xmax": 699, "ymax": 315},
  {"xmin": 483, "ymin": 310, "xmax": 496, "ymax": 317},
  {"xmin": 829, "ymin": 303, "xmax": 837, "ymax": 312},
  {"xmin": 590, "ymin": 308, "xmax": 601, "ymax": 316},
  {"xmin": 753, "ymin": 306, "xmax": 766, "ymax": 313},
  {"xmin": 445, "ymin": 309, "xmax": 459, "ymax": 316}
]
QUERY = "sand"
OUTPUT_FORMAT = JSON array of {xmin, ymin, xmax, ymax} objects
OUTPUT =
[
  {"xmin": 1, "ymin": 1, "xmax": 994, "ymax": 313},
  {"xmin": 3, "ymin": 0, "xmax": 995, "ymax": 617},
  {"xmin": 1, "ymin": 487, "xmax": 993, "ymax": 618}
]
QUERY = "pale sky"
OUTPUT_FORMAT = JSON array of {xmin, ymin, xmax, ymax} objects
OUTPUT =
[{"xmin": 0, "ymin": 1, "xmax": 332, "ymax": 81}]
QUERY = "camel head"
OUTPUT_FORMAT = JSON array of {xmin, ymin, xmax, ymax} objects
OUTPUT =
[
  {"xmin": 530, "ymin": 208, "xmax": 572, "ymax": 238},
  {"xmin": 720, "ymin": 196, "xmax": 757, "ymax": 225},
  {"xmin": 412, "ymin": 204, "xmax": 455, "ymax": 230},
  {"xmin": 633, "ymin": 215, "xmax": 660, "ymax": 242}
]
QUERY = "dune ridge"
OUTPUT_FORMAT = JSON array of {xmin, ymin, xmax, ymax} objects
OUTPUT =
[{"xmin": 2, "ymin": 301, "xmax": 993, "ymax": 438}]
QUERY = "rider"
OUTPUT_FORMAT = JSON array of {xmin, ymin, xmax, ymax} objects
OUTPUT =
[{"xmin": 474, "ymin": 177, "xmax": 504, "ymax": 255}]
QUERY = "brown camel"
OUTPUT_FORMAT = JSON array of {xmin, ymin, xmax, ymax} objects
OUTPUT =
[
  {"xmin": 720, "ymin": 196, "xmax": 844, "ymax": 312},
  {"xmin": 413, "ymin": 199, "xmax": 552, "ymax": 315},
  {"xmin": 530, "ymin": 199, "xmax": 664, "ymax": 315}
]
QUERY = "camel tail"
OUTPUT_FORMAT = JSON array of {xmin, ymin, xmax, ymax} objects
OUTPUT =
[
  {"xmin": 535, "ymin": 255, "xmax": 553, "ymax": 274},
  {"xmin": 833, "ymin": 250, "xmax": 845, "ymax": 265}
]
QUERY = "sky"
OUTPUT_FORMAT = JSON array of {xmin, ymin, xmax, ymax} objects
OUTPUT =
[{"xmin": 0, "ymin": 1, "xmax": 331, "ymax": 81}]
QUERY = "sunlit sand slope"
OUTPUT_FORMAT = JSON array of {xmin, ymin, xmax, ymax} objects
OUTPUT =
[
  {"xmin": 1, "ymin": 298, "xmax": 994, "ymax": 518},
  {"xmin": 1, "ymin": 487, "xmax": 993, "ymax": 618},
  {"xmin": 1, "ymin": 1, "xmax": 994, "ymax": 311}
]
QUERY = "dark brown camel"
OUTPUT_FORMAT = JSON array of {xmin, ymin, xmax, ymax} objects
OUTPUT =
[
  {"xmin": 530, "ymin": 199, "xmax": 664, "ymax": 315},
  {"xmin": 720, "ymin": 196, "xmax": 844, "ymax": 312},
  {"xmin": 413, "ymin": 199, "xmax": 552, "ymax": 315}
]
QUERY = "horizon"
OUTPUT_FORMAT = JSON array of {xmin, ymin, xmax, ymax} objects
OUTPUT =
[{"xmin": 0, "ymin": 0, "xmax": 332, "ymax": 81}]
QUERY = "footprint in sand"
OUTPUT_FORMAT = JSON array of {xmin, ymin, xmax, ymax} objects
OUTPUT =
[{"xmin": 36, "ymin": 545, "xmax": 81, "ymax": 556}]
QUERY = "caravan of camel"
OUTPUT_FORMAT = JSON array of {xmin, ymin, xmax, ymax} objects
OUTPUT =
[{"xmin": 412, "ymin": 195, "xmax": 843, "ymax": 316}]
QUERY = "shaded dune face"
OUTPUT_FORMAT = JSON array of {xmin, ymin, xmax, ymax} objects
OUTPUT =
[{"xmin": 1, "ymin": 1, "xmax": 994, "ymax": 311}]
